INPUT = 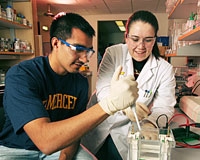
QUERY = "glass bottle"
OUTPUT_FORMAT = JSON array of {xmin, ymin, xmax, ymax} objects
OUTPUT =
[
  {"xmin": 14, "ymin": 38, "xmax": 20, "ymax": 52},
  {"xmin": 0, "ymin": 37, "xmax": 5, "ymax": 52},
  {"xmin": 4, "ymin": 38, "xmax": 8, "ymax": 52}
]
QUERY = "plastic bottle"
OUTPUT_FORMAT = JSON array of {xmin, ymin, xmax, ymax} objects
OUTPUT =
[
  {"xmin": 14, "ymin": 39, "xmax": 20, "ymax": 52},
  {"xmin": 196, "ymin": 0, "xmax": 200, "ymax": 27},
  {"xmin": 6, "ymin": 5, "xmax": 12, "ymax": 21},
  {"xmin": 0, "ymin": 69, "xmax": 5, "ymax": 84},
  {"xmin": 186, "ymin": 12, "xmax": 196, "ymax": 32},
  {"xmin": 13, "ymin": 9, "xmax": 16, "ymax": 21},
  {"xmin": 20, "ymin": 40, "xmax": 27, "ymax": 52},
  {"xmin": 26, "ymin": 41, "xmax": 31, "ymax": 52},
  {"xmin": 7, "ymin": 38, "xmax": 13, "ymax": 51}
]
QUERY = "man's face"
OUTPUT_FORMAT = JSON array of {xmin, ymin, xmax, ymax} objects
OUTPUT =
[{"xmin": 50, "ymin": 28, "xmax": 94, "ymax": 75}]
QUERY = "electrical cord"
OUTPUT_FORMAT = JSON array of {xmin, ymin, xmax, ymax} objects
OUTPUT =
[
  {"xmin": 168, "ymin": 113, "xmax": 190, "ymax": 126},
  {"xmin": 176, "ymin": 141, "xmax": 200, "ymax": 148},
  {"xmin": 192, "ymin": 83, "xmax": 200, "ymax": 95},
  {"xmin": 168, "ymin": 113, "xmax": 200, "ymax": 148},
  {"xmin": 156, "ymin": 114, "xmax": 168, "ymax": 128},
  {"xmin": 155, "ymin": 113, "xmax": 200, "ymax": 149},
  {"xmin": 192, "ymin": 79, "xmax": 200, "ymax": 95},
  {"xmin": 179, "ymin": 123, "xmax": 200, "ymax": 128}
]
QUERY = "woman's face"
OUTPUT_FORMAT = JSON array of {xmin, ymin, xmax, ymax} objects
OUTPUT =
[{"xmin": 125, "ymin": 21, "xmax": 156, "ymax": 62}]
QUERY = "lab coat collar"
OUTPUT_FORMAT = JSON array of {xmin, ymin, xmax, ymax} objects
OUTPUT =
[
  {"xmin": 137, "ymin": 54, "xmax": 158, "ymax": 87},
  {"xmin": 124, "ymin": 46, "xmax": 134, "ymax": 76}
]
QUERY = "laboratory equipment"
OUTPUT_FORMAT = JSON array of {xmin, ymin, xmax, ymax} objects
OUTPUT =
[
  {"xmin": 179, "ymin": 96, "xmax": 200, "ymax": 123},
  {"xmin": 127, "ymin": 125, "xmax": 175, "ymax": 160}
]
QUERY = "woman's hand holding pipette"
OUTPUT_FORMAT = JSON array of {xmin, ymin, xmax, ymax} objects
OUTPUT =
[{"xmin": 123, "ymin": 102, "xmax": 150, "ymax": 121}]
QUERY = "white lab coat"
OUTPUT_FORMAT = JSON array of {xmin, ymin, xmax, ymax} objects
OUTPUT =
[{"xmin": 81, "ymin": 43, "xmax": 176, "ymax": 160}]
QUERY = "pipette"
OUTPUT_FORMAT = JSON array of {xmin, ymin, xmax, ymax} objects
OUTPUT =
[
  {"xmin": 132, "ymin": 105, "xmax": 141, "ymax": 131},
  {"xmin": 120, "ymin": 71, "xmax": 141, "ymax": 130}
]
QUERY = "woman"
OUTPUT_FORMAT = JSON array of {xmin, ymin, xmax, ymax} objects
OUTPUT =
[{"xmin": 82, "ymin": 10, "xmax": 176, "ymax": 160}]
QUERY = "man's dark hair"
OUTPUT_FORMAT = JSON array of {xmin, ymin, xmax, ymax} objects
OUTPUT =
[{"xmin": 50, "ymin": 12, "xmax": 95, "ymax": 47}]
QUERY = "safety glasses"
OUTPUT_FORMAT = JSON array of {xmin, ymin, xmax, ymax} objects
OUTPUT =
[
  {"xmin": 127, "ymin": 34, "xmax": 156, "ymax": 47},
  {"xmin": 59, "ymin": 38, "xmax": 95, "ymax": 59}
]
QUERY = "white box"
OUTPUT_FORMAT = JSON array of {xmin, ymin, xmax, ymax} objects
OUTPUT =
[
  {"xmin": 179, "ymin": 96, "xmax": 200, "ymax": 123},
  {"xmin": 127, "ymin": 126, "xmax": 175, "ymax": 160}
]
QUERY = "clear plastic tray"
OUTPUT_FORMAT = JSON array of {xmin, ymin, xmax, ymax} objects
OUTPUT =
[{"xmin": 127, "ymin": 125, "xmax": 175, "ymax": 160}]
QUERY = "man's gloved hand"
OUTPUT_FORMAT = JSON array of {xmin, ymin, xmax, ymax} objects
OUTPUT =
[
  {"xmin": 98, "ymin": 65, "xmax": 138, "ymax": 115},
  {"xmin": 123, "ymin": 102, "xmax": 150, "ymax": 121},
  {"xmin": 140, "ymin": 122, "xmax": 158, "ymax": 140}
]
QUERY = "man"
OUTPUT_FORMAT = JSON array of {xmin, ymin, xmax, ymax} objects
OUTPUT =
[{"xmin": 0, "ymin": 12, "xmax": 138, "ymax": 160}]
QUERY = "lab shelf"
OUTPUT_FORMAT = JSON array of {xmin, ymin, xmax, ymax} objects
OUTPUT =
[
  {"xmin": 178, "ymin": 26, "xmax": 200, "ymax": 41},
  {"xmin": 0, "ymin": 0, "xmax": 34, "ymax": 60},
  {"xmin": 165, "ymin": 53, "xmax": 177, "ymax": 57},
  {"xmin": 0, "ymin": 17, "xmax": 32, "ymax": 29},
  {"xmin": 166, "ymin": 0, "xmax": 200, "ymax": 57},
  {"xmin": 168, "ymin": 0, "xmax": 198, "ymax": 19},
  {"xmin": 165, "ymin": 43, "xmax": 200, "ymax": 57},
  {"xmin": 0, "ymin": 51, "xmax": 33, "ymax": 55}
]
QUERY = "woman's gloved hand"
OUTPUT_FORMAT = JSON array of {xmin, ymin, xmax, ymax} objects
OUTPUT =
[
  {"xmin": 140, "ymin": 122, "xmax": 158, "ymax": 140},
  {"xmin": 123, "ymin": 102, "xmax": 150, "ymax": 121},
  {"xmin": 99, "ymin": 65, "xmax": 139, "ymax": 115}
]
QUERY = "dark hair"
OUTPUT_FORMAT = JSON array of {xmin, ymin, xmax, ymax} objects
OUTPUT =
[
  {"xmin": 125, "ymin": 10, "xmax": 161, "ymax": 59},
  {"xmin": 50, "ymin": 12, "xmax": 95, "ymax": 49}
]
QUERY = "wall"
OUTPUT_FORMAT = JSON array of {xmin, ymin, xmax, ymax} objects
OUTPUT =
[
  {"xmin": 38, "ymin": 13, "xmax": 169, "ymax": 95},
  {"xmin": 38, "ymin": 16, "xmax": 53, "ymax": 43}
]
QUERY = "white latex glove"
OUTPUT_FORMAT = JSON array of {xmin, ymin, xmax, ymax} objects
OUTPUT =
[
  {"xmin": 140, "ymin": 122, "xmax": 158, "ymax": 140},
  {"xmin": 123, "ymin": 102, "xmax": 150, "ymax": 121},
  {"xmin": 98, "ymin": 65, "xmax": 138, "ymax": 115}
]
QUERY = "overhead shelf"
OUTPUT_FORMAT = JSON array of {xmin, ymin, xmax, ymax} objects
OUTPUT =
[
  {"xmin": 178, "ymin": 26, "xmax": 200, "ymax": 41},
  {"xmin": 167, "ymin": 0, "xmax": 200, "ymax": 57},
  {"xmin": 0, "ymin": 51, "xmax": 33, "ymax": 55},
  {"xmin": 168, "ymin": 0, "xmax": 197, "ymax": 19},
  {"xmin": 0, "ymin": 17, "xmax": 31, "ymax": 29},
  {"xmin": 12, "ymin": 0, "xmax": 30, "ymax": 1},
  {"xmin": 165, "ymin": 43, "xmax": 200, "ymax": 57}
]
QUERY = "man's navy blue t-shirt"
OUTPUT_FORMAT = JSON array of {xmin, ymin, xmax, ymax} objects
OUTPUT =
[{"xmin": 0, "ymin": 56, "xmax": 88, "ymax": 150}]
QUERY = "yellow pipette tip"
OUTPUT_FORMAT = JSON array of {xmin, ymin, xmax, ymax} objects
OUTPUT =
[{"xmin": 120, "ymin": 71, "xmax": 125, "ymax": 75}]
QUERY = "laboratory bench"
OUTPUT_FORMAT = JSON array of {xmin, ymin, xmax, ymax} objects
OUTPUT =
[{"xmin": 171, "ymin": 148, "xmax": 200, "ymax": 160}]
